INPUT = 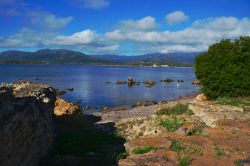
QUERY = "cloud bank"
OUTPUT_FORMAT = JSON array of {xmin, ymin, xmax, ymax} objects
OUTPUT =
[{"xmin": 1, "ymin": 11, "xmax": 250, "ymax": 54}]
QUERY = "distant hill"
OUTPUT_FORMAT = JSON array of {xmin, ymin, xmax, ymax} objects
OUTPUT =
[
  {"xmin": 0, "ymin": 49, "xmax": 109, "ymax": 64},
  {"xmin": 93, "ymin": 52, "xmax": 199, "ymax": 66},
  {"xmin": 0, "ymin": 49, "xmax": 200, "ymax": 66}
]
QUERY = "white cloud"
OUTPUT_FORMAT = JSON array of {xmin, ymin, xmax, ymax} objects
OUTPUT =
[
  {"xmin": 76, "ymin": 0, "xmax": 109, "ymax": 9},
  {"xmin": 0, "ymin": 28, "xmax": 55, "ymax": 48},
  {"xmin": 53, "ymin": 29, "xmax": 97, "ymax": 45},
  {"xmin": 32, "ymin": 14, "xmax": 73, "ymax": 30},
  {"xmin": 104, "ymin": 17, "xmax": 250, "ymax": 53},
  {"xmin": 117, "ymin": 16, "xmax": 157, "ymax": 31},
  {"xmin": 166, "ymin": 11, "xmax": 188, "ymax": 25},
  {"xmin": 1, "ymin": 16, "xmax": 250, "ymax": 54}
]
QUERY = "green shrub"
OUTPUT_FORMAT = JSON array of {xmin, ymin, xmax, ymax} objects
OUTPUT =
[
  {"xmin": 132, "ymin": 146, "xmax": 155, "ymax": 154},
  {"xmin": 171, "ymin": 140, "xmax": 184, "ymax": 152},
  {"xmin": 178, "ymin": 157, "xmax": 190, "ymax": 166},
  {"xmin": 215, "ymin": 97, "xmax": 250, "ymax": 107},
  {"xmin": 156, "ymin": 104, "xmax": 193, "ymax": 116},
  {"xmin": 234, "ymin": 160, "xmax": 243, "ymax": 166},
  {"xmin": 215, "ymin": 145, "xmax": 226, "ymax": 157},
  {"xmin": 158, "ymin": 117, "xmax": 184, "ymax": 132},
  {"xmin": 195, "ymin": 36, "xmax": 250, "ymax": 99},
  {"xmin": 113, "ymin": 151, "xmax": 129, "ymax": 160}
]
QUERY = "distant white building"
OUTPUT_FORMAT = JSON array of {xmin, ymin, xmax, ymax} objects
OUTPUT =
[{"xmin": 161, "ymin": 65, "xmax": 169, "ymax": 67}]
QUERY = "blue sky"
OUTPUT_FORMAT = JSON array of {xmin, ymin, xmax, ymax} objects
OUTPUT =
[{"xmin": 0, "ymin": 0, "xmax": 250, "ymax": 55}]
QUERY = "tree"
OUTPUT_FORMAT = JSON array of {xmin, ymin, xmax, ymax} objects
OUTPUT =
[{"xmin": 194, "ymin": 36, "xmax": 250, "ymax": 99}]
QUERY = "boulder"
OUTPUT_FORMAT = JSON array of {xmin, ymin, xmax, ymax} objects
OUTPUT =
[
  {"xmin": 196, "ymin": 93, "xmax": 207, "ymax": 102},
  {"xmin": 116, "ymin": 80, "xmax": 127, "ymax": 84},
  {"xmin": 143, "ymin": 80, "xmax": 156, "ymax": 87},
  {"xmin": 0, "ymin": 82, "xmax": 57, "ymax": 166},
  {"xmin": 192, "ymin": 80, "xmax": 201, "ymax": 84},
  {"xmin": 54, "ymin": 98, "xmax": 81, "ymax": 116},
  {"xmin": 101, "ymin": 107, "xmax": 111, "ymax": 113},
  {"xmin": 128, "ymin": 77, "xmax": 136, "ymax": 86},
  {"xmin": 188, "ymin": 99, "xmax": 246, "ymax": 127},
  {"xmin": 161, "ymin": 79, "xmax": 174, "ymax": 83},
  {"xmin": 66, "ymin": 87, "xmax": 74, "ymax": 91}
]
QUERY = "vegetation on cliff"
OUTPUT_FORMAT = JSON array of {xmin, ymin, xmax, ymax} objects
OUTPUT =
[{"xmin": 195, "ymin": 36, "xmax": 250, "ymax": 99}]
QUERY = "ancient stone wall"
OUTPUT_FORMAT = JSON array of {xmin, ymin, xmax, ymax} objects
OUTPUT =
[{"xmin": 0, "ymin": 82, "xmax": 57, "ymax": 166}]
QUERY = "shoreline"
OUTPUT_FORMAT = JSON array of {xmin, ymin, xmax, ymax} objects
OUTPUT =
[
  {"xmin": 0, "ymin": 63, "xmax": 194, "ymax": 68},
  {"xmin": 92, "ymin": 94, "xmax": 197, "ymax": 123},
  {"xmin": 85, "ymin": 93, "xmax": 199, "ymax": 114}
]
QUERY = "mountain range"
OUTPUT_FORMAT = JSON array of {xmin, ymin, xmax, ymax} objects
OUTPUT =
[{"xmin": 0, "ymin": 49, "xmax": 200, "ymax": 66}]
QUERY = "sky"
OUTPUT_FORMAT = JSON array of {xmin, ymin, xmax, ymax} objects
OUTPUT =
[{"xmin": 0, "ymin": 0, "xmax": 250, "ymax": 55}]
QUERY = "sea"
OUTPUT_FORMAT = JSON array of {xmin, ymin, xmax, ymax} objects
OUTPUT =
[{"xmin": 0, "ymin": 65, "xmax": 200, "ymax": 111}]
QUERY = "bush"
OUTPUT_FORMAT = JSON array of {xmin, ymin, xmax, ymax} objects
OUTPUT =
[
  {"xmin": 156, "ymin": 104, "xmax": 193, "ymax": 116},
  {"xmin": 132, "ymin": 146, "xmax": 155, "ymax": 154},
  {"xmin": 158, "ymin": 117, "xmax": 184, "ymax": 132},
  {"xmin": 194, "ymin": 36, "xmax": 250, "ymax": 99},
  {"xmin": 215, "ymin": 97, "xmax": 250, "ymax": 107}
]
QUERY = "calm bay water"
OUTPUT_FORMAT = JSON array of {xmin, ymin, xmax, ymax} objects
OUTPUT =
[{"xmin": 0, "ymin": 65, "xmax": 199, "ymax": 110}]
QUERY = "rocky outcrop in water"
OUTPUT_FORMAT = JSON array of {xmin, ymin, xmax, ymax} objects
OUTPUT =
[{"xmin": 0, "ymin": 81, "xmax": 57, "ymax": 166}]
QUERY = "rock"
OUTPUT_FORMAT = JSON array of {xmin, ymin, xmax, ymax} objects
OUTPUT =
[
  {"xmin": 105, "ymin": 81, "xmax": 112, "ymax": 84},
  {"xmin": 116, "ymin": 80, "xmax": 127, "ymax": 84},
  {"xmin": 196, "ymin": 93, "xmax": 207, "ymax": 102},
  {"xmin": 177, "ymin": 80, "xmax": 184, "ymax": 82},
  {"xmin": 119, "ymin": 149, "xmax": 178, "ymax": 166},
  {"xmin": 19, "ymin": 80, "xmax": 30, "ymax": 84},
  {"xmin": 188, "ymin": 99, "xmax": 247, "ymax": 127},
  {"xmin": 101, "ymin": 107, "xmax": 111, "ymax": 113},
  {"xmin": 125, "ymin": 137, "xmax": 172, "ymax": 154},
  {"xmin": 128, "ymin": 77, "xmax": 136, "ymax": 86},
  {"xmin": 175, "ymin": 124, "xmax": 193, "ymax": 136},
  {"xmin": 116, "ymin": 116, "xmax": 166, "ymax": 140},
  {"xmin": 161, "ymin": 79, "xmax": 174, "ymax": 83},
  {"xmin": 191, "ymin": 156, "xmax": 234, "ymax": 166},
  {"xmin": 192, "ymin": 80, "xmax": 201, "ymax": 84},
  {"xmin": 54, "ymin": 98, "xmax": 82, "ymax": 116},
  {"xmin": 66, "ymin": 87, "xmax": 74, "ymax": 91},
  {"xmin": 0, "ymin": 82, "xmax": 57, "ymax": 166},
  {"xmin": 56, "ymin": 89, "xmax": 66, "ymax": 96},
  {"xmin": 143, "ymin": 80, "xmax": 156, "ymax": 87},
  {"xmin": 134, "ymin": 101, "xmax": 158, "ymax": 107}
]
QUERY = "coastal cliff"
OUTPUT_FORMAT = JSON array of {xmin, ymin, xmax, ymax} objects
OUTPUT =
[{"xmin": 0, "ymin": 81, "xmax": 57, "ymax": 166}]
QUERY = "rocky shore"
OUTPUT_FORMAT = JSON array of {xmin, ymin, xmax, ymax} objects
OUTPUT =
[
  {"xmin": 0, "ymin": 81, "xmax": 249, "ymax": 166},
  {"xmin": 94, "ymin": 94, "xmax": 250, "ymax": 166}
]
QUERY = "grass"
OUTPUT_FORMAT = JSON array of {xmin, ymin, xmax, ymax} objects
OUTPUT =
[
  {"xmin": 132, "ymin": 146, "xmax": 155, "ymax": 154},
  {"xmin": 113, "ymin": 151, "xmax": 129, "ymax": 160},
  {"xmin": 165, "ymin": 137, "xmax": 200, "ymax": 166},
  {"xmin": 234, "ymin": 160, "xmax": 243, "ymax": 166},
  {"xmin": 158, "ymin": 117, "xmax": 184, "ymax": 132},
  {"xmin": 215, "ymin": 97, "xmax": 250, "ymax": 107},
  {"xmin": 156, "ymin": 104, "xmax": 193, "ymax": 116},
  {"xmin": 215, "ymin": 145, "xmax": 226, "ymax": 157},
  {"xmin": 190, "ymin": 125, "xmax": 205, "ymax": 136},
  {"xmin": 171, "ymin": 140, "xmax": 184, "ymax": 152},
  {"xmin": 178, "ymin": 157, "xmax": 190, "ymax": 166}
]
